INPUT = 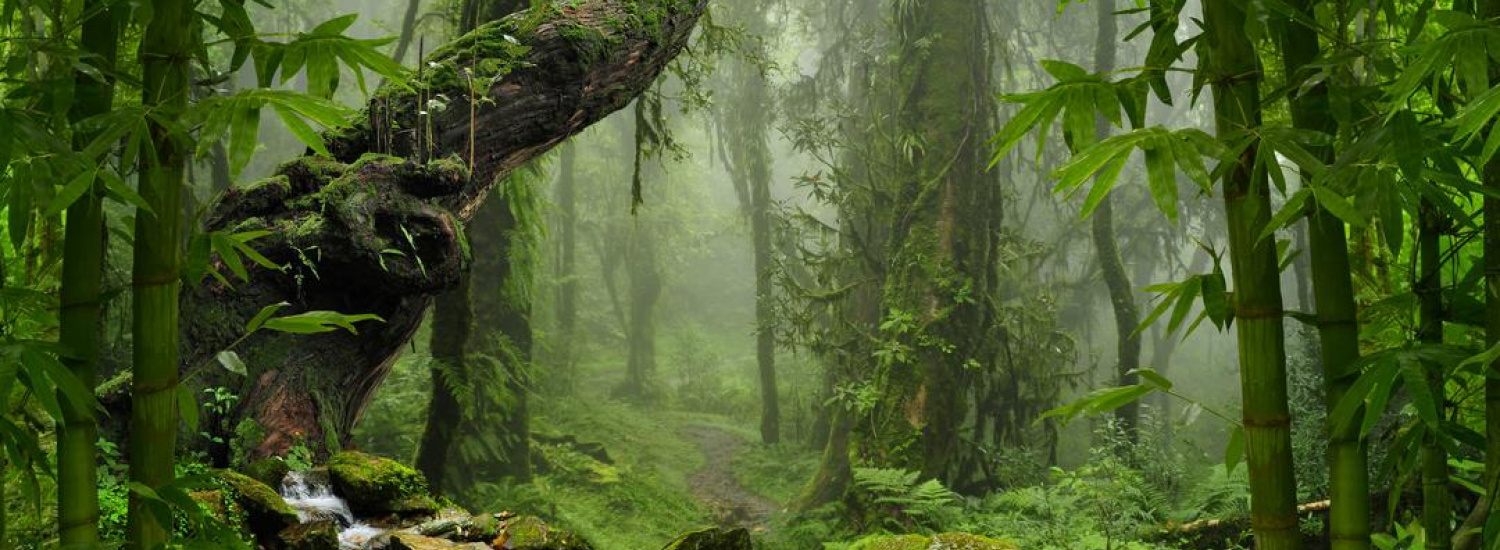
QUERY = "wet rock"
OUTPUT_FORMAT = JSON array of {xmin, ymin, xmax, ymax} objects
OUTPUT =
[
  {"xmin": 244, "ymin": 458, "xmax": 292, "ymax": 488},
  {"xmin": 414, "ymin": 513, "xmax": 503, "ymax": 542},
  {"xmin": 278, "ymin": 520, "xmax": 340, "ymax": 550},
  {"xmin": 211, "ymin": 469, "xmax": 301, "ymax": 543},
  {"xmin": 495, "ymin": 515, "xmax": 594, "ymax": 550},
  {"xmin": 387, "ymin": 532, "xmax": 489, "ymax": 550},
  {"xmin": 327, "ymin": 451, "xmax": 440, "ymax": 517},
  {"xmin": 660, "ymin": 527, "xmax": 752, "ymax": 550},
  {"xmin": 847, "ymin": 532, "xmax": 1016, "ymax": 550}
]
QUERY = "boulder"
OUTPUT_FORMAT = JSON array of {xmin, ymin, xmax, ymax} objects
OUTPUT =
[
  {"xmin": 494, "ymin": 515, "xmax": 594, "ymax": 550},
  {"xmin": 278, "ymin": 520, "xmax": 340, "ymax": 550},
  {"xmin": 660, "ymin": 527, "xmax": 752, "ymax": 550},
  {"xmin": 327, "ymin": 451, "xmax": 440, "ymax": 517},
  {"xmin": 414, "ymin": 513, "xmax": 504, "ymax": 542},
  {"xmin": 211, "ymin": 469, "xmax": 301, "ymax": 543},
  {"xmin": 847, "ymin": 532, "xmax": 1016, "ymax": 550},
  {"xmin": 387, "ymin": 532, "xmax": 489, "ymax": 550},
  {"xmin": 243, "ymin": 458, "xmax": 292, "ymax": 489}
]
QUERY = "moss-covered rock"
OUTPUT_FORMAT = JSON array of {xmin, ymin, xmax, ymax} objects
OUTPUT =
[
  {"xmin": 388, "ymin": 532, "xmax": 489, "ymax": 550},
  {"xmin": 847, "ymin": 532, "xmax": 1016, "ymax": 550},
  {"xmin": 212, "ymin": 469, "xmax": 301, "ymax": 543},
  {"xmin": 497, "ymin": 515, "xmax": 594, "ymax": 550},
  {"xmin": 659, "ymin": 527, "xmax": 752, "ymax": 550},
  {"xmin": 327, "ymin": 451, "xmax": 440, "ymax": 517},
  {"xmin": 243, "ymin": 458, "xmax": 292, "ymax": 489},
  {"xmin": 414, "ymin": 512, "xmax": 503, "ymax": 542},
  {"xmin": 278, "ymin": 520, "xmax": 340, "ymax": 550}
]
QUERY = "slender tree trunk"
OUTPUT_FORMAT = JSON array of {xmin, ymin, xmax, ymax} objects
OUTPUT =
[
  {"xmin": 415, "ymin": 277, "xmax": 470, "ymax": 494},
  {"xmin": 129, "ymin": 1, "xmax": 193, "ymax": 547},
  {"xmin": 721, "ymin": 0, "xmax": 780, "ymax": 445},
  {"xmin": 393, "ymin": 0, "xmax": 423, "ymax": 63},
  {"xmin": 57, "ymin": 2, "xmax": 119, "ymax": 548},
  {"xmin": 618, "ymin": 101, "xmax": 662, "ymax": 399},
  {"xmin": 1088, "ymin": 0, "xmax": 1142, "ymax": 442},
  {"xmin": 1273, "ymin": 3, "xmax": 1371, "ymax": 548},
  {"xmin": 1419, "ymin": 201, "xmax": 1452, "ymax": 550},
  {"xmin": 556, "ymin": 142, "xmax": 579, "ymax": 358},
  {"xmin": 1202, "ymin": 2, "xmax": 1300, "ymax": 548}
]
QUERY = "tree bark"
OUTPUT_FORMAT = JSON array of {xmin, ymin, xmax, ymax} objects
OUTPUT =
[{"xmin": 176, "ymin": 0, "xmax": 708, "ymax": 459}]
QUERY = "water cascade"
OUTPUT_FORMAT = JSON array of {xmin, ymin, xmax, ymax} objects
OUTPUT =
[{"xmin": 279, "ymin": 470, "xmax": 385, "ymax": 548}]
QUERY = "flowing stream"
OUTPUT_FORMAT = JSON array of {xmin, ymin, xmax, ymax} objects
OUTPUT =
[{"xmin": 280, "ymin": 470, "xmax": 386, "ymax": 548}]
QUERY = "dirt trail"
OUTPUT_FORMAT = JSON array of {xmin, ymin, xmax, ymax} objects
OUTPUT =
[{"xmin": 682, "ymin": 424, "xmax": 781, "ymax": 531}]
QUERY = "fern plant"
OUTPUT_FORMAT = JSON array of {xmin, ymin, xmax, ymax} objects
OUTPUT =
[{"xmin": 850, "ymin": 467, "xmax": 960, "ymax": 532}]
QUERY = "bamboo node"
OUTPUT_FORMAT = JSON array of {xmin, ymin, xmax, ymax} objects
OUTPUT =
[
  {"xmin": 1234, "ymin": 306, "xmax": 1283, "ymax": 319},
  {"xmin": 1242, "ymin": 415, "xmax": 1291, "ymax": 428}
]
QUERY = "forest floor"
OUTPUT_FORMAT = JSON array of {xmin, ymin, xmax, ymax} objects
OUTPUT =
[{"xmin": 682, "ymin": 424, "xmax": 782, "ymax": 531}]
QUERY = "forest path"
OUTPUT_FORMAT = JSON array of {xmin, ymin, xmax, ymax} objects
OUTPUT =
[{"xmin": 682, "ymin": 424, "xmax": 782, "ymax": 531}]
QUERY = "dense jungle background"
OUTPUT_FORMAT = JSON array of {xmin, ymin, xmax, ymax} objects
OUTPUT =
[{"xmin": 7, "ymin": 0, "xmax": 1500, "ymax": 549}]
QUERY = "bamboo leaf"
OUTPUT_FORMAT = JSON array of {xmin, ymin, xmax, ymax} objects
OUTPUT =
[
  {"xmin": 42, "ymin": 169, "xmax": 95, "ymax": 218},
  {"xmin": 1224, "ymin": 426, "xmax": 1244, "ymax": 474}
]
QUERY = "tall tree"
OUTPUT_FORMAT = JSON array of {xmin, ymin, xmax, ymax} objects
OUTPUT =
[
  {"xmin": 1272, "ymin": 3, "xmax": 1371, "ymax": 548},
  {"xmin": 1202, "ymin": 1, "xmax": 1301, "ymax": 548},
  {"xmin": 1087, "ymin": 0, "xmax": 1142, "ymax": 441},
  {"xmin": 415, "ymin": 277, "xmax": 470, "ymax": 493},
  {"xmin": 870, "ymin": 0, "xmax": 998, "ymax": 483},
  {"xmin": 129, "ymin": 0, "xmax": 194, "ymax": 547},
  {"xmin": 720, "ymin": 0, "xmax": 780, "ymax": 444},
  {"xmin": 56, "ymin": 1, "xmax": 120, "ymax": 547},
  {"xmin": 617, "ymin": 100, "xmax": 663, "ymax": 399},
  {"xmin": 417, "ymin": 0, "xmax": 532, "ymax": 488},
  {"xmin": 555, "ymin": 142, "xmax": 579, "ymax": 366}
]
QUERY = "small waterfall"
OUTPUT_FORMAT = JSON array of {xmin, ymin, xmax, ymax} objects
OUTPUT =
[{"xmin": 280, "ymin": 470, "xmax": 385, "ymax": 549}]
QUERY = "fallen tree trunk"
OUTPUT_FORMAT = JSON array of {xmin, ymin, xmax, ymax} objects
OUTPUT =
[{"xmin": 175, "ymin": 0, "xmax": 707, "ymax": 459}]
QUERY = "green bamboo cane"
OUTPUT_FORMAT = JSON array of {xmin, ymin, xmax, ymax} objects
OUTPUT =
[
  {"xmin": 1272, "ymin": 2, "xmax": 1371, "ymax": 548},
  {"xmin": 57, "ymin": 2, "xmax": 120, "ymax": 548},
  {"xmin": 1203, "ymin": 2, "xmax": 1301, "ymax": 548},
  {"xmin": 127, "ymin": 1, "xmax": 193, "ymax": 548}
]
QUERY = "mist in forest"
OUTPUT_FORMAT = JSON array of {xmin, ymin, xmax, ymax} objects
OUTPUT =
[{"xmin": 4, "ymin": 0, "xmax": 1496, "ymax": 549}]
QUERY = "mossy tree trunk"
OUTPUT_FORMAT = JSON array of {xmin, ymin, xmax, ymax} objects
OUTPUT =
[
  {"xmin": 57, "ymin": 1, "xmax": 120, "ymax": 548},
  {"xmin": 1202, "ymin": 2, "xmax": 1301, "ymax": 548},
  {"xmin": 170, "ymin": 0, "xmax": 708, "ymax": 459},
  {"xmin": 1272, "ymin": 2, "xmax": 1371, "ymax": 549},
  {"xmin": 129, "ymin": 1, "xmax": 194, "ymax": 547},
  {"xmin": 868, "ymin": 0, "xmax": 998, "ymax": 485},
  {"xmin": 463, "ymin": 180, "xmax": 536, "ymax": 481},
  {"xmin": 415, "ymin": 276, "xmax": 470, "ymax": 494}
]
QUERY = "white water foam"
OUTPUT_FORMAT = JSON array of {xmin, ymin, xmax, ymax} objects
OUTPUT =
[{"xmin": 280, "ymin": 470, "xmax": 386, "ymax": 549}]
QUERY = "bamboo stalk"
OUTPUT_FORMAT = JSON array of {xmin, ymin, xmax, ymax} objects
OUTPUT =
[
  {"xmin": 127, "ymin": 1, "xmax": 193, "ymax": 547},
  {"xmin": 1203, "ymin": 2, "xmax": 1301, "ymax": 548}
]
